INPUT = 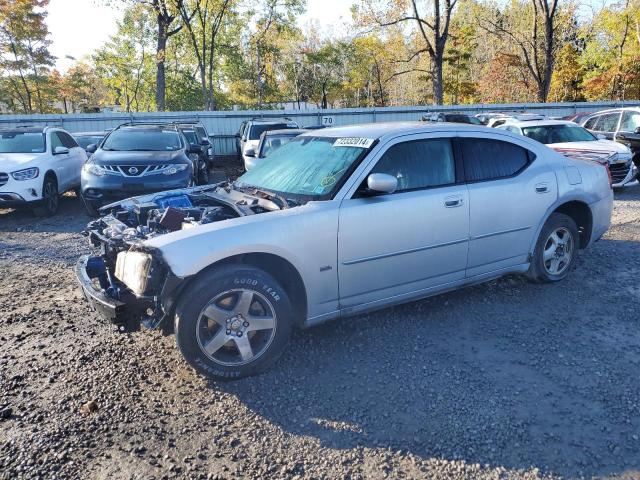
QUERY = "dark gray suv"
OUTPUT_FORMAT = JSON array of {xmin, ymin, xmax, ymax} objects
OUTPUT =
[
  {"xmin": 80, "ymin": 123, "xmax": 200, "ymax": 215},
  {"xmin": 581, "ymin": 108, "xmax": 640, "ymax": 174}
]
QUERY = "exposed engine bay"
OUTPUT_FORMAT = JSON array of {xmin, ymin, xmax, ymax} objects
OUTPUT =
[
  {"xmin": 85, "ymin": 183, "xmax": 289, "ymax": 250},
  {"xmin": 79, "ymin": 183, "xmax": 293, "ymax": 334}
]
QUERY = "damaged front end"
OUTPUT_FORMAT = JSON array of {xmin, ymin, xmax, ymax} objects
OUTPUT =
[{"xmin": 75, "ymin": 183, "xmax": 284, "ymax": 333}]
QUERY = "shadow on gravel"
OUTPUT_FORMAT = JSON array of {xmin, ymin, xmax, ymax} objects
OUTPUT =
[
  {"xmin": 0, "ymin": 193, "xmax": 88, "ymax": 234},
  {"xmin": 217, "ymin": 240, "xmax": 640, "ymax": 478}
]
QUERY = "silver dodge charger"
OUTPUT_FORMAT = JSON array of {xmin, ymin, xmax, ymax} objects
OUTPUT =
[{"xmin": 76, "ymin": 122, "xmax": 613, "ymax": 379}]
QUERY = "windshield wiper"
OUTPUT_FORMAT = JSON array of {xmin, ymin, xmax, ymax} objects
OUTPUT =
[{"xmin": 233, "ymin": 183, "xmax": 290, "ymax": 209}]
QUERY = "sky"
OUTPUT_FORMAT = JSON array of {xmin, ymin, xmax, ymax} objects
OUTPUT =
[{"xmin": 47, "ymin": 0, "xmax": 354, "ymax": 72}]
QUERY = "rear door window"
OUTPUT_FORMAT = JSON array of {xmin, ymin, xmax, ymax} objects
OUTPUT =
[
  {"xmin": 596, "ymin": 112, "xmax": 621, "ymax": 133},
  {"xmin": 620, "ymin": 111, "xmax": 640, "ymax": 132},
  {"xmin": 371, "ymin": 138, "xmax": 456, "ymax": 192},
  {"xmin": 583, "ymin": 116, "xmax": 600, "ymax": 130},
  {"xmin": 195, "ymin": 126, "xmax": 207, "ymax": 142},
  {"xmin": 459, "ymin": 138, "xmax": 532, "ymax": 182}
]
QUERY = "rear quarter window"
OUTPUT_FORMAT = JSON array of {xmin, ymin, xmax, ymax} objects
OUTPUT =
[{"xmin": 460, "ymin": 138, "xmax": 533, "ymax": 182}]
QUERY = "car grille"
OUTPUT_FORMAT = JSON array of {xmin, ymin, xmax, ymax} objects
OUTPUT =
[
  {"xmin": 102, "ymin": 165, "xmax": 170, "ymax": 177},
  {"xmin": 609, "ymin": 162, "xmax": 632, "ymax": 184},
  {"xmin": 0, "ymin": 172, "xmax": 7, "ymax": 187}
]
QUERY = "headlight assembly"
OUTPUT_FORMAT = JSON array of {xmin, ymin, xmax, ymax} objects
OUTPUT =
[
  {"xmin": 114, "ymin": 250, "xmax": 163, "ymax": 296},
  {"xmin": 11, "ymin": 167, "xmax": 39, "ymax": 181},
  {"xmin": 83, "ymin": 163, "xmax": 107, "ymax": 177},
  {"xmin": 162, "ymin": 164, "xmax": 189, "ymax": 176}
]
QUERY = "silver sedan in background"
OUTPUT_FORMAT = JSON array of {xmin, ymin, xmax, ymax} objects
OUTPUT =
[{"xmin": 77, "ymin": 122, "xmax": 613, "ymax": 379}]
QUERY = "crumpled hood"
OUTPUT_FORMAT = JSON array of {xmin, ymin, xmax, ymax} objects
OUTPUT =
[
  {"xmin": 549, "ymin": 140, "xmax": 631, "ymax": 162},
  {"xmin": 0, "ymin": 152, "xmax": 43, "ymax": 171}
]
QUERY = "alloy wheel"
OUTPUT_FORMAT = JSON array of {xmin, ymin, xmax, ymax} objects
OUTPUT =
[
  {"xmin": 543, "ymin": 227, "xmax": 574, "ymax": 275},
  {"xmin": 196, "ymin": 289, "xmax": 277, "ymax": 366}
]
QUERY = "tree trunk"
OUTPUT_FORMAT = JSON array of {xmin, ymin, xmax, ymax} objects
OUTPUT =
[
  {"xmin": 432, "ymin": 48, "xmax": 445, "ymax": 105},
  {"xmin": 155, "ymin": 14, "xmax": 168, "ymax": 111}
]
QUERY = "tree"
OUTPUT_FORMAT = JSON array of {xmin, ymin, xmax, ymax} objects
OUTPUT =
[
  {"xmin": 178, "ymin": 0, "xmax": 238, "ymax": 110},
  {"xmin": 0, "ymin": 0, "xmax": 55, "ymax": 113},
  {"xmin": 356, "ymin": 0, "xmax": 458, "ymax": 105},
  {"xmin": 144, "ymin": 0, "xmax": 184, "ymax": 110},
  {"xmin": 480, "ymin": 0, "xmax": 570, "ymax": 102},
  {"xmin": 94, "ymin": 5, "xmax": 156, "ymax": 111}
]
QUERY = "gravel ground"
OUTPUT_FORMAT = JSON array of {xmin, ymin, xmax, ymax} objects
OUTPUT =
[{"xmin": 1, "ymin": 181, "xmax": 639, "ymax": 480}]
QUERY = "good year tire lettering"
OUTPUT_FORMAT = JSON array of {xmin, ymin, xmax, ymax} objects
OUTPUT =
[
  {"xmin": 262, "ymin": 286, "xmax": 281, "ymax": 302},
  {"xmin": 233, "ymin": 278, "xmax": 258, "ymax": 286}
]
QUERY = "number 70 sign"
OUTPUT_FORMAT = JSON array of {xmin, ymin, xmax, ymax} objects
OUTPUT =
[{"xmin": 321, "ymin": 116, "xmax": 335, "ymax": 126}]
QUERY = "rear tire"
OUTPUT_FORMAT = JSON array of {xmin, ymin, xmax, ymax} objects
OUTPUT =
[
  {"xmin": 528, "ymin": 213, "xmax": 579, "ymax": 283},
  {"xmin": 33, "ymin": 176, "xmax": 59, "ymax": 217},
  {"xmin": 175, "ymin": 265, "xmax": 294, "ymax": 380}
]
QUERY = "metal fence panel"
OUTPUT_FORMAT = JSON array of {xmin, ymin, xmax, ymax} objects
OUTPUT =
[{"xmin": 1, "ymin": 100, "xmax": 638, "ymax": 156}]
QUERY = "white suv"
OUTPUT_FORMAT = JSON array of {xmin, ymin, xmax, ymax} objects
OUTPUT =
[{"xmin": 0, "ymin": 126, "xmax": 87, "ymax": 216}]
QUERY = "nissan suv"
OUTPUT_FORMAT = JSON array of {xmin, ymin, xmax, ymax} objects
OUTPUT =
[
  {"xmin": 80, "ymin": 123, "xmax": 199, "ymax": 215},
  {"xmin": 0, "ymin": 126, "xmax": 86, "ymax": 216}
]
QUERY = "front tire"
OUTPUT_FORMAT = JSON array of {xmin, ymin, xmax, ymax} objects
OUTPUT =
[
  {"xmin": 33, "ymin": 176, "xmax": 59, "ymax": 217},
  {"xmin": 175, "ymin": 265, "xmax": 294, "ymax": 380},
  {"xmin": 198, "ymin": 161, "xmax": 210, "ymax": 185},
  {"xmin": 528, "ymin": 213, "xmax": 578, "ymax": 283},
  {"xmin": 81, "ymin": 194, "xmax": 100, "ymax": 217}
]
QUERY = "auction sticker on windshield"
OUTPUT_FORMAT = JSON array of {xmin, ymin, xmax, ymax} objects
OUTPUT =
[{"xmin": 333, "ymin": 137, "xmax": 375, "ymax": 148}]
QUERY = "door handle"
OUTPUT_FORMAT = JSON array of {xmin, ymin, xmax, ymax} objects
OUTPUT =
[
  {"xmin": 444, "ymin": 195, "xmax": 463, "ymax": 207},
  {"xmin": 535, "ymin": 183, "xmax": 549, "ymax": 193}
]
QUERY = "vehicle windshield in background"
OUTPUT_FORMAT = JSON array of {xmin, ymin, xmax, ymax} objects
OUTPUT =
[
  {"xmin": 522, "ymin": 125, "xmax": 596, "ymax": 144},
  {"xmin": 0, "ymin": 131, "xmax": 45, "ymax": 153},
  {"xmin": 261, "ymin": 135, "xmax": 296, "ymax": 156},
  {"xmin": 236, "ymin": 136, "xmax": 370, "ymax": 198},
  {"xmin": 75, "ymin": 136, "xmax": 104, "ymax": 149},
  {"xmin": 249, "ymin": 123, "xmax": 297, "ymax": 140},
  {"xmin": 101, "ymin": 129, "xmax": 182, "ymax": 151}
]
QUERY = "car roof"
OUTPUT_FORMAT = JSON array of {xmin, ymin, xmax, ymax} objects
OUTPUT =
[
  {"xmin": 302, "ymin": 121, "xmax": 505, "ymax": 142},
  {"xmin": 250, "ymin": 118, "xmax": 295, "ymax": 124},
  {"xmin": 73, "ymin": 131, "xmax": 108, "ymax": 136},
  {"xmin": 117, "ymin": 123, "xmax": 177, "ymax": 131},
  {"xmin": 264, "ymin": 129, "xmax": 308, "ymax": 136},
  {"xmin": 585, "ymin": 107, "xmax": 640, "ymax": 116},
  {"xmin": 502, "ymin": 119, "xmax": 584, "ymax": 128},
  {"xmin": 0, "ymin": 126, "xmax": 45, "ymax": 133}
]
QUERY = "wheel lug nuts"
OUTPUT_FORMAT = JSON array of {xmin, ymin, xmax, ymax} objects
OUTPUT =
[
  {"xmin": 237, "ymin": 332, "xmax": 243, "ymax": 337},
  {"xmin": 226, "ymin": 329, "xmax": 231, "ymax": 335},
  {"xmin": 243, "ymin": 322, "xmax": 249, "ymax": 327},
  {"xmin": 226, "ymin": 318, "xmax": 230, "ymax": 323}
]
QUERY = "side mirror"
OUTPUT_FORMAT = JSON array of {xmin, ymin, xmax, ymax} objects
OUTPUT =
[
  {"xmin": 244, "ymin": 148, "xmax": 256, "ymax": 158},
  {"xmin": 86, "ymin": 144, "xmax": 97, "ymax": 153},
  {"xmin": 634, "ymin": 127, "xmax": 640, "ymax": 134},
  {"xmin": 367, "ymin": 173, "xmax": 397, "ymax": 194},
  {"xmin": 201, "ymin": 138, "xmax": 211, "ymax": 146},
  {"xmin": 596, "ymin": 133, "xmax": 606, "ymax": 140},
  {"xmin": 54, "ymin": 146, "xmax": 70, "ymax": 155}
]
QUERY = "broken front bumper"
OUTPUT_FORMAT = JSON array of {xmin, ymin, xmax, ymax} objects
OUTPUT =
[{"xmin": 75, "ymin": 254, "xmax": 153, "ymax": 333}]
